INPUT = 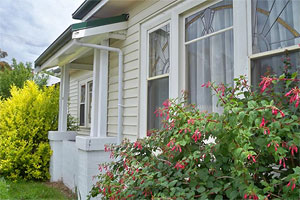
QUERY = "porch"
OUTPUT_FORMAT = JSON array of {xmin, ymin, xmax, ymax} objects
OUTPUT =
[{"xmin": 34, "ymin": 15, "xmax": 129, "ymax": 199}]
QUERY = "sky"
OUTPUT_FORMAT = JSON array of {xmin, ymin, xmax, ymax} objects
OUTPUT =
[{"xmin": 0, "ymin": 0, "xmax": 84, "ymax": 66}]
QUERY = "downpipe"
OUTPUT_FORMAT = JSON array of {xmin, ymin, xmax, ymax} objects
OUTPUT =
[{"xmin": 74, "ymin": 39, "xmax": 124, "ymax": 145}]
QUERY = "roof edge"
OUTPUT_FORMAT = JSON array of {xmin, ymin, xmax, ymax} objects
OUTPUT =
[
  {"xmin": 72, "ymin": 0, "xmax": 102, "ymax": 20},
  {"xmin": 72, "ymin": 14, "xmax": 129, "ymax": 31},
  {"xmin": 34, "ymin": 14, "xmax": 129, "ymax": 68},
  {"xmin": 35, "ymin": 26, "xmax": 72, "ymax": 68}
]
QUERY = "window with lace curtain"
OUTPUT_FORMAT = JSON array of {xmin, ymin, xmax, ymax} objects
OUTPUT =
[
  {"xmin": 185, "ymin": 0, "xmax": 234, "ymax": 113},
  {"xmin": 251, "ymin": 0, "xmax": 300, "ymax": 87},
  {"xmin": 147, "ymin": 23, "xmax": 170, "ymax": 130}
]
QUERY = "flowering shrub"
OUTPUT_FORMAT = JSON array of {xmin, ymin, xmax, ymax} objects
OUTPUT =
[
  {"xmin": 89, "ymin": 62, "xmax": 299, "ymax": 199},
  {"xmin": 0, "ymin": 81, "xmax": 59, "ymax": 180}
]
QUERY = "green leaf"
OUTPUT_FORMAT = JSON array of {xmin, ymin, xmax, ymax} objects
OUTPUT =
[
  {"xmin": 197, "ymin": 186, "xmax": 206, "ymax": 193},
  {"xmin": 229, "ymin": 190, "xmax": 238, "ymax": 199},
  {"xmin": 248, "ymin": 101, "xmax": 257, "ymax": 109},
  {"xmin": 215, "ymin": 195, "xmax": 223, "ymax": 200},
  {"xmin": 169, "ymin": 180, "xmax": 177, "ymax": 187}
]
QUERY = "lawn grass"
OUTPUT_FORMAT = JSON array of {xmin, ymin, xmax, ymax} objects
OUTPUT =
[{"xmin": 0, "ymin": 178, "xmax": 75, "ymax": 200}]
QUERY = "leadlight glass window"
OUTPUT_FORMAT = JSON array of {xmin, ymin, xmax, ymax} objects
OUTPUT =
[
  {"xmin": 147, "ymin": 23, "xmax": 170, "ymax": 130},
  {"xmin": 252, "ymin": 0, "xmax": 300, "ymax": 54},
  {"xmin": 185, "ymin": 0, "xmax": 234, "ymax": 113},
  {"xmin": 149, "ymin": 24, "xmax": 170, "ymax": 77}
]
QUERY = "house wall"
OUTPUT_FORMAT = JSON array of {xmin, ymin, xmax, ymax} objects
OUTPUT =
[{"xmin": 107, "ymin": 0, "xmax": 178, "ymax": 140}]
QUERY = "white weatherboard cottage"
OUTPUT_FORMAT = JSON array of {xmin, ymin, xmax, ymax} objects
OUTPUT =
[{"xmin": 35, "ymin": 0, "xmax": 300, "ymax": 199}]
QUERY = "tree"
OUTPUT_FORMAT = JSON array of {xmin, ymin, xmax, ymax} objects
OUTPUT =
[
  {"xmin": 0, "ymin": 49, "xmax": 8, "ymax": 59},
  {"xmin": 0, "ymin": 59, "xmax": 49, "ymax": 99},
  {"xmin": 0, "ymin": 59, "xmax": 33, "ymax": 99}
]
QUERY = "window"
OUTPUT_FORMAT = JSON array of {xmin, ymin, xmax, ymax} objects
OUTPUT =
[
  {"xmin": 147, "ymin": 23, "xmax": 170, "ymax": 130},
  {"xmin": 251, "ymin": 0, "xmax": 300, "ymax": 87},
  {"xmin": 184, "ymin": 0, "xmax": 234, "ymax": 113},
  {"xmin": 79, "ymin": 80, "xmax": 93, "ymax": 127},
  {"xmin": 252, "ymin": 0, "xmax": 300, "ymax": 54}
]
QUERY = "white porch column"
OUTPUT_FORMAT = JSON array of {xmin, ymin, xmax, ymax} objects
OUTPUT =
[
  {"xmin": 90, "ymin": 40, "xmax": 109, "ymax": 137},
  {"xmin": 58, "ymin": 64, "xmax": 70, "ymax": 132}
]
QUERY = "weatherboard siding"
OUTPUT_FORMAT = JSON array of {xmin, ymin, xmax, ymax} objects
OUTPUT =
[{"xmin": 107, "ymin": 0, "xmax": 177, "ymax": 140}]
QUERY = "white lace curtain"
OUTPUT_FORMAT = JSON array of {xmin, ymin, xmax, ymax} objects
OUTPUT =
[{"xmin": 186, "ymin": 0, "xmax": 234, "ymax": 113}]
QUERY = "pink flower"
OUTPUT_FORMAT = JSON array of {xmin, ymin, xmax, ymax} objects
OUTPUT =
[
  {"xmin": 289, "ymin": 145, "xmax": 298, "ymax": 156},
  {"xmin": 187, "ymin": 118, "xmax": 195, "ymax": 125},
  {"xmin": 271, "ymin": 107, "xmax": 285, "ymax": 117},
  {"xmin": 104, "ymin": 145, "xmax": 110, "ymax": 152},
  {"xmin": 285, "ymin": 87, "xmax": 300, "ymax": 108},
  {"xmin": 134, "ymin": 141, "xmax": 142, "ymax": 150},
  {"xmin": 244, "ymin": 194, "xmax": 247, "ymax": 199},
  {"xmin": 167, "ymin": 140, "xmax": 175, "ymax": 147},
  {"xmin": 217, "ymin": 83, "xmax": 226, "ymax": 96},
  {"xmin": 247, "ymin": 154, "xmax": 256, "ymax": 163},
  {"xmin": 272, "ymin": 108, "xmax": 278, "ymax": 115},
  {"xmin": 192, "ymin": 129, "xmax": 201, "ymax": 143},
  {"xmin": 292, "ymin": 183, "xmax": 296, "ymax": 191},
  {"xmin": 279, "ymin": 157, "xmax": 287, "ymax": 168},
  {"xmin": 162, "ymin": 99, "xmax": 171, "ymax": 108},
  {"xmin": 287, "ymin": 179, "xmax": 297, "ymax": 191},
  {"xmin": 201, "ymin": 81, "xmax": 211, "ymax": 88},
  {"xmin": 174, "ymin": 161, "xmax": 185, "ymax": 170},
  {"xmin": 259, "ymin": 76, "xmax": 273, "ymax": 93},
  {"xmin": 260, "ymin": 117, "xmax": 266, "ymax": 127}
]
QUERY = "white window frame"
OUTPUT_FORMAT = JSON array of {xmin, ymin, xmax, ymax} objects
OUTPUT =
[
  {"xmin": 139, "ymin": 0, "xmax": 249, "ymax": 138},
  {"xmin": 78, "ymin": 77, "xmax": 93, "ymax": 128}
]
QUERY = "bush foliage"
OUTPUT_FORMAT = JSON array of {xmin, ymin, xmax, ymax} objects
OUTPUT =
[
  {"xmin": 0, "ymin": 81, "xmax": 59, "ymax": 180},
  {"xmin": 89, "ymin": 58, "xmax": 299, "ymax": 199}
]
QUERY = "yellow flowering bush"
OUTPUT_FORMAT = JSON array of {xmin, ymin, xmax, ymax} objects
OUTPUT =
[{"xmin": 0, "ymin": 81, "xmax": 59, "ymax": 180}]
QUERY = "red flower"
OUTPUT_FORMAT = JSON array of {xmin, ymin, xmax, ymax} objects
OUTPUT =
[
  {"xmin": 167, "ymin": 140, "xmax": 175, "ymax": 147},
  {"xmin": 287, "ymin": 179, "xmax": 297, "ymax": 191},
  {"xmin": 289, "ymin": 145, "xmax": 298, "ymax": 156},
  {"xmin": 259, "ymin": 76, "xmax": 273, "ymax": 93},
  {"xmin": 162, "ymin": 99, "xmax": 171, "ymax": 109},
  {"xmin": 192, "ymin": 129, "xmax": 201, "ymax": 143},
  {"xmin": 217, "ymin": 83, "xmax": 226, "ymax": 96},
  {"xmin": 174, "ymin": 161, "xmax": 185, "ymax": 170},
  {"xmin": 247, "ymin": 154, "xmax": 256, "ymax": 163},
  {"xmin": 188, "ymin": 118, "xmax": 195, "ymax": 125},
  {"xmin": 260, "ymin": 117, "xmax": 266, "ymax": 127},
  {"xmin": 279, "ymin": 157, "xmax": 287, "ymax": 168},
  {"xmin": 201, "ymin": 81, "xmax": 211, "ymax": 88},
  {"xmin": 134, "ymin": 141, "xmax": 142, "ymax": 150},
  {"xmin": 285, "ymin": 87, "xmax": 300, "ymax": 108},
  {"xmin": 271, "ymin": 107, "xmax": 285, "ymax": 117}
]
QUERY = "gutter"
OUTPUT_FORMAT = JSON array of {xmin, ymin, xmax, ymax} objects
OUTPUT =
[
  {"xmin": 72, "ymin": 0, "xmax": 102, "ymax": 20},
  {"xmin": 73, "ymin": 39, "xmax": 124, "ymax": 145}
]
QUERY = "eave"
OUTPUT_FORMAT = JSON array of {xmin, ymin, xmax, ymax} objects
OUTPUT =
[
  {"xmin": 35, "ymin": 14, "xmax": 128, "ymax": 69},
  {"xmin": 72, "ymin": 0, "xmax": 102, "ymax": 20}
]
